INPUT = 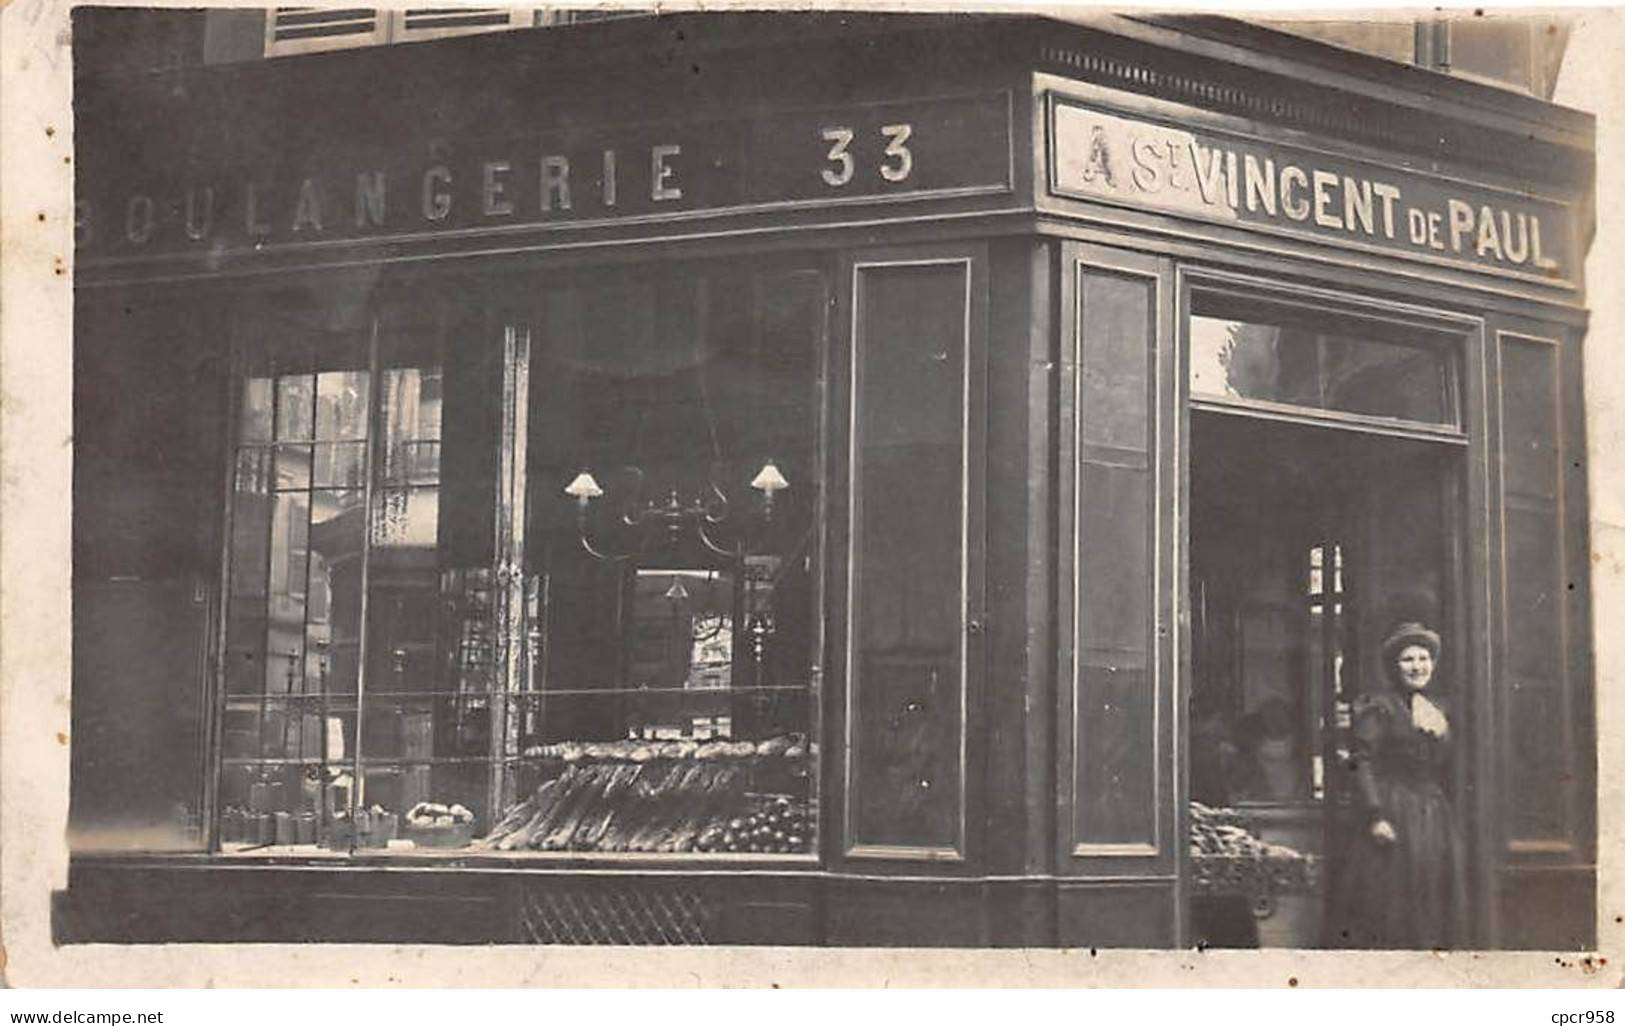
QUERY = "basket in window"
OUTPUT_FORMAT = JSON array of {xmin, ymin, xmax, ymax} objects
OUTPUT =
[
  {"xmin": 401, "ymin": 801, "xmax": 476, "ymax": 848},
  {"xmin": 1189, "ymin": 802, "xmax": 1320, "ymax": 899}
]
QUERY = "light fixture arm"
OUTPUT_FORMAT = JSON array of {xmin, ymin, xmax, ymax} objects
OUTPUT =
[{"xmin": 564, "ymin": 459, "xmax": 789, "ymax": 563}]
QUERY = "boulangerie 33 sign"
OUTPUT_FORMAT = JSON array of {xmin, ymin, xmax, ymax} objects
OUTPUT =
[
  {"xmin": 76, "ymin": 93, "xmax": 1013, "ymax": 264},
  {"xmin": 1048, "ymin": 96, "xmax": 1578, "ymax": 288}
]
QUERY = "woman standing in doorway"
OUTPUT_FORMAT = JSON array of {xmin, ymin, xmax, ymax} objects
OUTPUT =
[{"xmin": 1334, "ymin": 621, "xmax": 1470, "ymax": 948}]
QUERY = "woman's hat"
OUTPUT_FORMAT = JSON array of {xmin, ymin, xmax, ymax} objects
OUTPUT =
[{"xmin": 1381, "ymin": 621, "xmax": 1441, "ymax": 662}]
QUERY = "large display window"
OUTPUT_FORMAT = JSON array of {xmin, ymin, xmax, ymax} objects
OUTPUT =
[{"xmin": 217, "ymin": 260, "xmax": 827, "ymax": 857}]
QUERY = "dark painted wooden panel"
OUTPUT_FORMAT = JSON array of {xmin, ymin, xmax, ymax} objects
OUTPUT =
[
  {"xmin": 1069, "ymin": 264, "xmax": 1159, "ymax": 854},
  {"xmin": 55, "ymin": 864, "xmax": 517, "ymax": 943},
  {"xmin": 1497, "ymin": 335, "xmax": 1575, "ymax": 852},
  {"xmin": 985, "ymin": 879, "xmax": 1057, "ymax": 947},
  {"xmin": 719, "ymin": 898, "xmax": 819, "ymax": 946},
  {"xmin": 1497, "ymin": 867, "xmax": 1596, "ymax": 951},
  {"xmin": 71, "ymin": 582, "xmax": 211, "ymax": 852},
  {"xmin": 824, "ymin": 880, "xmax": 987, "ymax": 946},
  {"xmin": 848, "ymin": 260, "xmax": 971, "ymax": 856},
  {"xmin": 1073, "ymin": 664, "xmax": 1154, "ymax": 847},
  {"xmin": 981, "ymin": 238, "xmax": 1054, "ymax": 876},
  {"xmin": 1056, "ymin": 881, "xmax": 1178, "ymax": 948}
]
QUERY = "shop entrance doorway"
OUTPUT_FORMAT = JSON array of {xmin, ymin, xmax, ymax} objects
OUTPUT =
[{"xmin": 1187, "ymin": 409, "xmax": 1463, "ymax": 948}]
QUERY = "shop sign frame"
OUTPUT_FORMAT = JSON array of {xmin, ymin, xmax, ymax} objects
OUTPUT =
[{"xmin": 1045, "ymin": 91, "xmax": 1581, "ymax": 292}]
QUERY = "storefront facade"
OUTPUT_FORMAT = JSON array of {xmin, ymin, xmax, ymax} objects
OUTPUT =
[{"xmin": 63, "ymin": 12, "xmax": 1596, "ymax": 948}]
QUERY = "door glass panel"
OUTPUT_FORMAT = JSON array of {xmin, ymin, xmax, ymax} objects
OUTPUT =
[{"xmin": 1189, "ymin": 295, "xmax": 1457, "ymax": 427}]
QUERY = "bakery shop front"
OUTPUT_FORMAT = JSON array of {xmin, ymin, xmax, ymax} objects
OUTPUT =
[{"xmin": 62, "ymin": 12, "xmax": 1595, "ymax": 948}]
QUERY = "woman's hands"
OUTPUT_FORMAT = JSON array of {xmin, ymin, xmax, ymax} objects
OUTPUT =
[{"xmin": 1371, "ymin": 819, "xmax": 1397, "ymax": 844}]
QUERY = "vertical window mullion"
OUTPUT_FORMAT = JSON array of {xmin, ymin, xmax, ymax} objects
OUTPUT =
[
  {"xmin": 254, "ymin": 365, "xmax": 287, "ymax": 802},
  {"xmin": 212, "ymin": 330, "xmax": 251, "ymax": 851},
  {"xmin": 349, "ymin": 314, "xmax": 382, "ymax": 828},
  {"xmin": 294, "ymin": 360, "xmax": 320, "ymax": 776}
]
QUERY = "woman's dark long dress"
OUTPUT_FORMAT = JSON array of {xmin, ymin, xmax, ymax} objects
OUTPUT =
[{"xmin": 1332, "ymin": 690, "xmax": 1470, "ymax": 948}]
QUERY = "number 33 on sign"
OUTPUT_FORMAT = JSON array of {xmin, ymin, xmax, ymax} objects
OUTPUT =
[{"xmin": 821, "ymin": 124, "xmax": 914, "ymax": 187}]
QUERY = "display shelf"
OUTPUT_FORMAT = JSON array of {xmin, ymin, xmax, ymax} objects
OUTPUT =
[
  {"xmin": 480, "ymin": 760, "xmax": 816, "ymax": 855},
  {"xmin": 222, "ymin": 684, "xmax": 815, "ymax": 704},
  {"xmin": 221, "ymin": 756, "xmax": 335, "ymax": 766},
  {"xmin": 517, "ymin": 735, "xmax": 811, "ymax": 762},
  {"xmin": 209, "ymin": 843, "xmax": 822, "ymax": 864}
]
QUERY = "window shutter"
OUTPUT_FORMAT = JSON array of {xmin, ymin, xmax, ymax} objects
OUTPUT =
[
  {"xmin": 398, "ymin": 9, "xmax": 534, "ymax": 42},
  {"xmin": 265, "ymin": 8, "xmax": 386, "ymax": 56}
]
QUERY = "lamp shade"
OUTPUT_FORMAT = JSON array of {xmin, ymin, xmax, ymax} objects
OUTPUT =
[
  {"xmin": 749, "ymin": 461, "xmax": 790, "ymax": 495},
  {"xmin": 564, "ymin": 471, "xmax": 604, "ymax": 500}
]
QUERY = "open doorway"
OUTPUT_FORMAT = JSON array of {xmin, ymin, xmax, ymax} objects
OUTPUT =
[{"xmin": 1186, "ymin": 409, "xmax": 1464, "ymax": 947}]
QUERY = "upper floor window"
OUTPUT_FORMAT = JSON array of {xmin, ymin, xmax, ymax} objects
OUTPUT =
[
  {"xmin": 261, "ymin": 7, "xmax": 654, "ymax": 58},
  {"xmin": 1257, "ymin": 14, "xmax": 1569, "ymax": 97}
]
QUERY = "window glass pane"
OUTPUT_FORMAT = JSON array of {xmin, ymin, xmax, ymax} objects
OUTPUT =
[
  {"xmin": 1189, "ymin": 298, "xmax": 1455, "ymax": 426},
  {"xmin": 275, "ymin": 443, "xmax": 311, "ymax": 491},
  {"xmin": 379, "ymin": 366, "xmax": 442, "ymax": 485},
  {"xmin": 1449, "ymin": 18, "xmax": 1533, "ymax": 90},
  {"xmin": 226, "ymin": 448, "xmax": 273, "ymax": 699},
  {"xmin": 1255, "ymin": 19, "xmax": 1417, "ymax": 63},
  {"xmin": 219, "ymin": 268, "xmax": 825, "ymax": 856},
  {"xmin": 266, "ymin": 492, "xmax": 311, "ymax": 697},
  {"xmin": 315, "ymin": 369, "xmax": 369, "ymax": 440},
  {"xmin": 309, "ymin": 488, "xmax": 365, "ymax": 696},
  {"xmin": 241, "ymin": 377, "xmax": 274, "ymax": 442},
  {"xmin": 220, "ymin": 314, "xmax": 369, "ymax": 852},
  {"xmin": 480, "ymin": 264, "xmax": 825, "ymax": 856},
  {"xmin": 352, "ymin": 322, "xmax": 465, "ymax": 838},
  {"xmin": 312, "ymin": 440, "xmax": 367, "ymax": 488},
  {"xmin": 276, "ymin": 374, "xmax": 315, "ymax": 440},
  {"xmin": 370, "ymin": 487, "xmax": 440, "ymax": 548}
]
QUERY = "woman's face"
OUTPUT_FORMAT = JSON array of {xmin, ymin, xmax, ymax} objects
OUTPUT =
[{"xmin": 1395, "ymin": 644, "xmax": 1435, "ymax": 692}]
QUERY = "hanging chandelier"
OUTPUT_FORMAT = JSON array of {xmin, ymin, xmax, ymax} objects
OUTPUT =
[{"xmin": 563, "ymin": 460, "xmax": 789, "ymax": 561}]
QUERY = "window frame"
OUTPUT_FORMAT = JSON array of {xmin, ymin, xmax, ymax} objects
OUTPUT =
[
  {"xmin": 1182, "ymin": 269, "xmax": 1475, "ymax": 447},
  {"xmin": 209, "ymin": 257, "xmax": 835, "ymax": 862}
]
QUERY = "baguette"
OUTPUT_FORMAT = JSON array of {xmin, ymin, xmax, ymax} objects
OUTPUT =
[
  {"xmin": 496, "ymin": 772, "xmax": 572, "ymax": 851},
  {"xmin": 525, "ymin": 765, "xmax": 600, "ymax": 849},
  {"xmin": 571, "ymin": 763, "xmax": 642, "ymax": 849},
  {"xmin": 537, "ymin": 764, "xmax": 616, "ymax": 850}
]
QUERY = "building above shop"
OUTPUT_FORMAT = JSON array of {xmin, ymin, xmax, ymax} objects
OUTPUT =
[{"xmin": 76, "ymin": 5, "xmax": 1574, "ymax": 103}]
